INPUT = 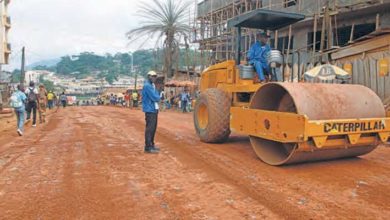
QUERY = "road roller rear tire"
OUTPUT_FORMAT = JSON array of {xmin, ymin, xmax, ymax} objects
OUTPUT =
[{"xmin": 194, "ymin": 88, "xmax": 231, "ymax": 143}]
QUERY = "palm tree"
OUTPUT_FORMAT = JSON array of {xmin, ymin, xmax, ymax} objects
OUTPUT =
[{"xmin": 127, "ymin": 0, "xmax": 191, "ymax": 78}]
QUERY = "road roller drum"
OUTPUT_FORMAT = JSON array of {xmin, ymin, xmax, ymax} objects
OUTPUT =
[{"xmin": 230, "ymin": 83, "xmax": 389, "ymax": 165}]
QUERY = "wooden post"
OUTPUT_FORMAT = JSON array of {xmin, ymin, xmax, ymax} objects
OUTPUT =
[
  {"xmin": 327, "ymin": 10, "xmax": 333, "ymax": 49},
  {"xmin": 194, "ymin": 48, "xmax": 197, "ymax": 72},
  {"xmin": 286, "ymin": 25, "xmax": 293, "ymax": 81},
  {"xmin": 319, "ymin": 13, "xmax": 326, "ymax": 53},
  {"xmin": 349, "ymin": 23, "xmax": 355, "ymax": 43},
  {"xmin": 376, "ymin": 13, "xmax": 380, "ymax": 31},
  {"xmin": 286, "ymin": 25, "xmax": 292, "ymax": 63},
  {"xmin": 334, "ymin": 15, "xmax": 339, "ymax": 46},
  {"xmin": 312, "ymin": 14, "xmax": 318, "ymax": 64},
  {"xmin": 185, "ymin": 37, "xmax": 190, "ymax": 80},
  {"xmin": 274, "ymin": 30, "xmax": 279, "ymax": 49},
  {"xmin": 320, "ymin": 5, "xmax": 329, "ymax": 53},
  {"xmin": 236, "ymin": 27, "xmax": 242, "ymax": 65},
  {"xmin": 298, "ymin": 0, "xmax": 302, "ymax": 11}
]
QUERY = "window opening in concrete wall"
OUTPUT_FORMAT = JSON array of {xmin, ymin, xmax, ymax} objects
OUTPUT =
[
  {"xmin": 307, "ymin": 31, "xmax": 325, "ymax": 51},
  {"xmin": 335, "ymin": 23, "xmax": 375, "ymax": 46},
  {"xmin": 271, "ymin": 36, "xmax": 294, "ymax": 52}
]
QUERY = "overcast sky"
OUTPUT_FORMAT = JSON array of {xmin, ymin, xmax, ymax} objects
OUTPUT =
[{"xmin": 6, "ymin": 0, "xmax": 170, "ymax": 70}]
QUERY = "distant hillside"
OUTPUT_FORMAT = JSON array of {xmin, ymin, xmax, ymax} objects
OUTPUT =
[
  {"xmin": 54, "ymin": 50, "xmax": 165, "ymax": 83},
  {"xmin": 25, "ymin": 49, "xmax": 205, "ymax": 83},
  {"xmin": 27, "ymin": 58, "xmax": 60, "ymax": 70}
]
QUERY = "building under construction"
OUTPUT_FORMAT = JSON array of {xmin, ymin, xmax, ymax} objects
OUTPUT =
[{"xmin": 194, "ymin": 0, "xmax": 390, "ymax": 102}]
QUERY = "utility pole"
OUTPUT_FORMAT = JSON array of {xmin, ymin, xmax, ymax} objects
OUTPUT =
[
  {"xmin": 131, "ymin": 53, "xmax": 135, "ymax": 92},
  {"xmin": 20, "ymin": 47, "xmax": 25, "ymax": 86},
  {"xmin": 128, "ymin": 51, "xmax": 137, "ymax": 91},
  {"xmin": 131, "ymin": 53, "xmax": 134, "ymax": 73},
  {"xmin": 134, "ymin": 72, "xmax": 138, "ymax": 91}
]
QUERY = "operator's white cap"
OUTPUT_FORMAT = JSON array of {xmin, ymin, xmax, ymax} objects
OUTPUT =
[{"xmin": 147, "ymin": 71, "xmax": 157, "ymax": 76}]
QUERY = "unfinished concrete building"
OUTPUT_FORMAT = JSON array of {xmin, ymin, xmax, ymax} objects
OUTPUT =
[{"xmin": 194, "ymin": 0, "xmax": 390, "ymax": 101}]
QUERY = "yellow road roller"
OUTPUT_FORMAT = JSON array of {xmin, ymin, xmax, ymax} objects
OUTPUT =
[{"xmin": 193, "ymin": 9, "xmax": 390, "ymax": 165}]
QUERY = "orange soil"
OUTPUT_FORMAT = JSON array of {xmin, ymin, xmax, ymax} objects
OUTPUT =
[{"xmin": 0, "ymin": 106, "xmax": 389, "ymax": 219}]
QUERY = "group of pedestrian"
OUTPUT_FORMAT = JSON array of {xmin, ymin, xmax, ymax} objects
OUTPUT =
[
  {"xmin": 162, "ymin": 89, "xmax": 193, "ymax": 113},
  {"xmin": 109, "ymin": 94, "xmax": 118, "ymax": 105},
  {"xmin": 124, "ymin": 91, "xmax": 140, "ymax": 108},
  {"xmin": 22, "ymin": 81, "xmax": 48, "ymax": 127},
  {"xmin": 10, "ymin": 81, "xmax": 67, "ymax": 136},
  {"xmin": 104, "ymin": 91, "xmax": 139, "ymax": 108}
]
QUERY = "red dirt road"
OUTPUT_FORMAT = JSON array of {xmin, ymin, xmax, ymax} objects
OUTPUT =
[{"xmin": 0, "ymin": 106, "xmax": 389, "ymax": 219}]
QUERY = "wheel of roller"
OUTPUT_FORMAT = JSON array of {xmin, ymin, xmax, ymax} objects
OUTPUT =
[
  {"xmin": 249, "ymin": 82, "xmax": 385, "ymax": 166},
  {"xmin": 194, "ymin": 88, "xmax": 231, "ymax": 143}
]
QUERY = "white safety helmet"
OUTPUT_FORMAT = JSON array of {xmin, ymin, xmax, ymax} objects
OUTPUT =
[{"xmin": 147, "ymin": 71, "xmax": 157, "ymax": 76}]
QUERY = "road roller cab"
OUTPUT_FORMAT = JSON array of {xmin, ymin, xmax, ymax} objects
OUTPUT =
[{"xmin": 194, "ymin": 9, "xmax": 390, "ymax": 165}]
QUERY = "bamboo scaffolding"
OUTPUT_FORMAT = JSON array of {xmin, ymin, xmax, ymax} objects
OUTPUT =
[{"xmin": 194, "ymin": 0, "xmax": 384, "ymax": 68}]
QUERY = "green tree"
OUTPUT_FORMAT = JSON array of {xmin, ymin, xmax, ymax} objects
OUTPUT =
[
  {"xmin": 33, "ymin": 65, "xmax": 55, "ymax": 72},
  {"xmin": 11, "ymin": 69, "xmax": 21, "ymax": 83},
  {"xmin": 39, "ymin": 75, "xmax": 55, "ymax": 91},
  {"xmin": 126, "ymin": 0, "xmax": 191, "ymax": 78}
]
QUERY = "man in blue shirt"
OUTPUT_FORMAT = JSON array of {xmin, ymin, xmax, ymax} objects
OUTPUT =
[
  {"xmin": 142, "ymin": 71, "xmax": 161, "ymax": 154},
  {"xmin": 180, "ymin": 89, "xmax": 190, "ymax": 113},
  {"xmin": 247, "ymin": 32, "xmax": 271, "ymax": 83}
]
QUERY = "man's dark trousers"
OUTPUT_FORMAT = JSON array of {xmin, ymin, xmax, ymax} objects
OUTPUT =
[
  {"xmin": 182, "ymin": 100, "xmax": 188, "ymax": 112},
  {"xmin": 26, "ymin": 101, "xmax": 37, "ymax": 125},
  {"xmin": 145, "ymin": 112, "xmax": 158, "ymax": 148}
]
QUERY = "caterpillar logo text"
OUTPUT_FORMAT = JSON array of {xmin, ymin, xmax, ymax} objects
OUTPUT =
[{"xmin": 324, "ymin": 121, "xmax": 386, "ymax": 133}]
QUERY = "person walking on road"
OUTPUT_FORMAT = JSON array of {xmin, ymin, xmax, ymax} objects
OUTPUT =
[
  {"xmin": 132, "ymin": 91, "xmax": 139, "ymax": 108},
  {"xmin": 168, "ymin": 91, "xmax": 175, "ymax": 110},
  {"xmin": 160, "ymin": 89, "xmax": 166, "ymax": 111},
  {"xmin": 124, "ymin": 92, "xmax": 130, "ymax": 108},
  {"xmin": 47, "ymin": 90, "xmax": 55, "ymax": 109},
  {"xmin": 60, "ymin": 92, "xmax": 67, "ymax": 108},
  {"xmin": 10, "ymin": 84, "xmax": 27, "ymax": 136},
  {"xmin": 38, "ymin": 85, "xmax": 48, "ymax": 123},
  {"xmin": 142, "ymin": 71, "xmax": 161, "ymax": 154},
  {"xmin": 180, "ymin": 89, "xmax": 190, "ymax": 113},
  {"xmin": 25, "ymin": 81, "xmax": 39, "ymax": 127}
]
